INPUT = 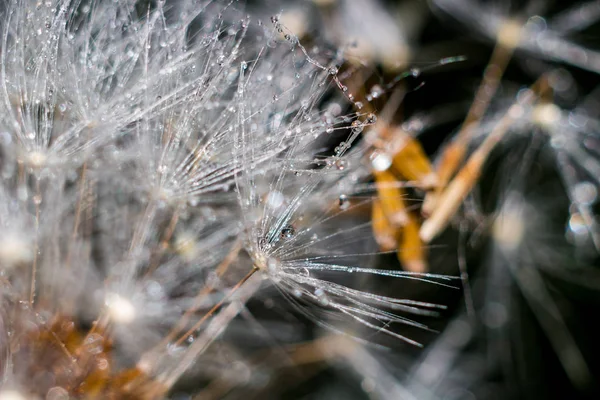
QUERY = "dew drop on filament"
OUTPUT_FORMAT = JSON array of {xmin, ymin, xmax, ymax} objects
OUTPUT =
[
  {"xmin": 281, "ymin": 225, "xmax": 295, "ymax": 239},
  {"xmin": 338, "ymin": 194, "xmax": 350, "ymax": 210},
  {"xmin": 314, "ymin": 288, "xmax": 330, "ymax": 306}
]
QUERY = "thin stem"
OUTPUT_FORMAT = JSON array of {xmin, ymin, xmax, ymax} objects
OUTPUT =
[
  {"xmin": 159, "ymin": 268, "xmax": 262, "ymax": 390},
  {"xmin": 158, "ymin": 238, "xmax": 241, "ymax": 347},
  {"xmin": 29, "ymin": 178, "xmax": 41, "ymax": 306},
  {"xmin": 174, "ymin": 266, "xmax": 258, "ymax": 346}
]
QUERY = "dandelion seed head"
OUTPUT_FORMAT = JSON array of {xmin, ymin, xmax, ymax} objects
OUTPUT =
[{"xmin": 0, "ymin": 0, "xmax": 462, "ymax": 394}]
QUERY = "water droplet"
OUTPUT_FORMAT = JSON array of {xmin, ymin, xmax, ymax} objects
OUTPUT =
[
  {"xmin": 335, "ymin": 159, "xmax": 348, "ymax": 170},
  {"xmin": 314, "ymin": 288, "xmax": 329, "ymax": 306},
  {"xmin": 366, "ymin": 113, "xmax": 377, "ymax": 124},
  {"xmin": 573, "ymin": 182, "xmax": 597, "ymax": 205},
  {"xmin": 351, "ymin": 120, "xmax": 364, "ymax": 134},
  {"xmin": 46, "ymin": 387, "xmax": 69, "ymax": 400},
  {"xmin": 167, "ymin": 343, "xmax": 185, "ymax": 355},
  {"xmin": 568, "ymin": 213, "xmax": 587, "ymax": 236},
  {"xmin": 369, "ymin": 84, "xmax": 383, "ymax": 99},
  {"xmin": 371, "ymin": 151, "xmax": 392, "ymax": 171},
  {"xmin": 281, "ymin": 225, "xmax": 295, "ymax": 239},
  {"xmin": 338, "ymin": 194, "xmax": 350, "ymax": 209},
  {"xmin": 83, "ymin": 333, "xmax": 104, "ymax": 355}
]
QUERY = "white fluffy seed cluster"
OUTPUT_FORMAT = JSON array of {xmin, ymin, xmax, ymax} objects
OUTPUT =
[{"xmin": 0, "ymin": 0, "xmax": 452, "ymax": 395}]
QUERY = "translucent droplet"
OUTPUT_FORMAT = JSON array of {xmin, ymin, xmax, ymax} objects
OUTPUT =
[
  {"xmin": 46, "ymin": 387, "xmax": 69, "ymax": 400},
  {"xmin": 369, "ymin": 84, "xmax": 383, "ymax": 99},
  {"xmin": 351, "ymin": 120, "xmax": 364, "ymax": 134},
  {"xmin": 568, "ymin": 213, "xmax": 587, "ymax": 236},
  {"xmin": 335, "ymin": 159, "xmax": 348, "ymax": 170},
  {"xmin": 314, "ymin": 288, "xmax": 329, "ymax": 306},
  {"xmin": 266, "ymin": 191, "xmax": 284, "ymax": 209},
  {"xmin": 281, "ymin": 225, "xmax": 295, "ymax": 239},
  {"xmin": 338, "ymin": 194, "xmax": 350, "ymax": 210},
  {"xmin": 83, "ymin": 333, "xmax": 104, "ymax": 355},
  {"xmin": 366, "ymin": 113, "xmax": 377, "ymax": 124},
  {"xmin": 167, "ymin": 343, "xmax": 185, "ymax": 355},
  {"xmin": 573, "ymin": 181, "xmax": 597, "ymax": 205},
  {"xmin": 371, "ymin": 151, "xmax": 392, "ymax": 171}
]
